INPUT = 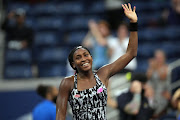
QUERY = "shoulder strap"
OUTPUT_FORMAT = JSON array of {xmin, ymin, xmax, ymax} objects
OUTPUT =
[
  {"xmin": 94, "ymin": 72, "xmax": 102, "ymax": 86},
  {"xmin": 74, "ymin": 73, "xmax": 78, "ymax": 89}
]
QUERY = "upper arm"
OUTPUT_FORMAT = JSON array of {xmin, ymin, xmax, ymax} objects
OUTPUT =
[
  {"xmin": 98, "ymin": 53, "xmax": 135, "ymax": 80},
  {"xmin": 82, "ymin": 32, "xmax": 93, "ymax": 48},
  {"xmin": 98, "ymin": 32, "xmax": 138, "ymax": 80},
  {"xmin": 56, "ymin": 78, "xmax": 73, "ymax": 120}
]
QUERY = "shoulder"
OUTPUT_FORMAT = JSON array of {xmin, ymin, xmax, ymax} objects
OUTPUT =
[
  {"xmin": 96, "ymin": 65, "xmax": 110, "ymax": 84},
  {"xmin": 59, "ymin": 75, "xmax": 74, "ymax": 91}
]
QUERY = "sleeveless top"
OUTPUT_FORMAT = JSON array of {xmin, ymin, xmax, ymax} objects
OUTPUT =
[{"xmin": 68, "ymin": 73, "xmax": 107, "ymax": 120}]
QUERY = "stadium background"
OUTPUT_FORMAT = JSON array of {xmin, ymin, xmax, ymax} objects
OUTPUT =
[{"xmin": 0, "ymin": 0, "xmax": 180, "ymax": 120}]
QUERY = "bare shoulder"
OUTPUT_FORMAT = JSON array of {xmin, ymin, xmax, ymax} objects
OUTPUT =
[
  {"xmin": 97, "ymin": 64, "xmax": 110, "ymax": 78},
  {"xmin": 59, "ymin": 75, "xmax": 74, "ymax": 91},
  {"xmin": 96, "ymin": 64, "xmax": 110, "ymax": 86}
]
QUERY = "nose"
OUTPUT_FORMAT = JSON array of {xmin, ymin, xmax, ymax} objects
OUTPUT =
[{"xmin": 81, "ymin": 56, "xmax": 86, "ymax": 62}]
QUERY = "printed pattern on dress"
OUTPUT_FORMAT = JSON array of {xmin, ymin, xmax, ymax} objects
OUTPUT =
[{"xmin": 68, "ymin": 73, "xmax": 107, "ymax": 120}]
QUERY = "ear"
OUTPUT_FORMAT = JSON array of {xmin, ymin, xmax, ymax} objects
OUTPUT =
[
  {"xmin": 91, "ymin": 55, "xmax": 93, "ymax": 62},
  {"xmin": 72, "ymin": 62, "xmax": 76, "ymax": 69}
]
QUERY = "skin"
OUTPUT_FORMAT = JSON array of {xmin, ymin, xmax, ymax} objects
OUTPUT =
[
  {"xmin": 46, "ymin": 86, "xmax": 58, "ymax": 101},
  {"xmin": 56, "ymin": 3, "xmax": 138, "ymax": 120},
  {"xmin": 147, "ymin": 50, "xmax": 168, "ymax": 80},
  {"xmin": 124, "ymin": 81, "xmax": 142, "ymax": 115},
  {"xmin": 117, "ymin": 24, "xmax": 129, "ymax": 42}
]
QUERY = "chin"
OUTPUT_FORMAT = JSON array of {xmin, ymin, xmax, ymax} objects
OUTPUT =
[{"xmin": 82, "ymin": 66, "xmax": 92, "ymax": 72}]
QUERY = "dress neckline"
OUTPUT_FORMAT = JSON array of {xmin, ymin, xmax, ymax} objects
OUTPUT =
[{"xmin": 74, "ymin": 73, "xmax": 97, "ymax": 92}]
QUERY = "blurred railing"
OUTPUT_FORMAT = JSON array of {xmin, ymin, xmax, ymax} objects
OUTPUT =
[{"xmin": 168, "ymin": 59, "xmax": 180, "ymax": 91}]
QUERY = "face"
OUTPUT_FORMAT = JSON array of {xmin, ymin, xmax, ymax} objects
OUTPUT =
[
  {"xmin": 172, "ymin": 0, "xmax": 180, "ymax": 14},
  {"xmin": 155, "ymin": 50, "xmax": 166, "ymax": 64},
  {"xmin": 16, "ymin": 15, "xmax": 25, "ymax": 25},
  {"xmin": 98, "ymin": 23, "xmax": 110, "ymax": 37},
  {"xmin": 72, "ymin": 48, "xmax": 93, "ymax": 72},
  {"xmin": 117, "ymin": 25, "xmax": 128, "ymax": 40},
  {"xmin": 49, "ymin": 86, "xmax": 58, "ymax": 103}
]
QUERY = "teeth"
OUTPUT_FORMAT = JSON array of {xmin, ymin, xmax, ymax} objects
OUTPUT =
[{"xmin": 83, "ymin": 63, "xmax": 89, "ymax": 66}]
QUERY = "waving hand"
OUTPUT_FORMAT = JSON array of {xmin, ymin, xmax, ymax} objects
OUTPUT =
[{"xmin": 122, "ymin": 3, "xmax": 138, "ymax": 23}]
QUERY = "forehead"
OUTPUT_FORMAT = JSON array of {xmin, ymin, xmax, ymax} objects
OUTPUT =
[
  {"xmin": 118, "ymin": 25, "xmax": 128, "ymax": 30},
  {"xmin": 73, "ymin": 48, "xmax": 89, "ymax": 56},
  {"xmin": 155, "ymin": 51, "xmax": 164, "ymax": 56}
]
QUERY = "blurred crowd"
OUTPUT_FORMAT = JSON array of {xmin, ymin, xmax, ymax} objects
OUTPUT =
[{"xmin": 1, "ymin": 0, "xmax": 180, "ymax": 120}]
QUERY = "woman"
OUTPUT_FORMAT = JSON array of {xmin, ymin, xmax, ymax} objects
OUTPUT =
[
  {"xmin": 56, "ymin": 3, "xmax": 138, "ymax": 120},
  {"xmin": 146, "ymin": 50, "xmax": 170, "ymax": 117}
]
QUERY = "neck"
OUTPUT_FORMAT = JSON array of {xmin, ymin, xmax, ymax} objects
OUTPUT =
[
  {"xmin": 119, "ymin": 36, "xmax": 126, "ymax": 41},
  {"xmin": 77, "ymin": 70, "xmax": 94, "ymax": 81},
  {"xmin": 46, "ymin": 96, "xmax": 52, "ymax": 102}
]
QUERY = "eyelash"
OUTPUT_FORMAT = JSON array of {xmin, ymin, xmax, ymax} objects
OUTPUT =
[
  {"xmin": 76, "ymin": 54, "xmax": 89, "ymax": 60},
  {"xmin": 84, "ymin": 54, "xmax": 88, "ymax": 57}
]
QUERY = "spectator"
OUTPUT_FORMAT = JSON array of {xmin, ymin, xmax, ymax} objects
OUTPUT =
[
  {"xmin": 158, "ymin": 0, "xmax": 180, "ymax": 26},
  {"xmin": 168, "ymin": 0, "xmax": 180, "ymax": 25},
  {"xmin": 82, "ymin": 20, "xmax": 116, "ymax": 70},
  {"xmin": 146, "ymin": 50, "xmax": 171, "ymax": 117},
  {"xmin": 172, "ymin": 88, "xmax": 180, "ymax": 119},
  {"xmin": 108, "ymin": 22, "xmax": 137, "ymax": 73},
  {"xmin": 108, "ymin": 73, "xmax": 155, "ymax": 120},
  {"xmin": 1, "ymin": 8, "xmax": 34, "ymax": 50},
  {"xmin": 33, "ymin": 85, "xmax": 58, "ymax": 120}
]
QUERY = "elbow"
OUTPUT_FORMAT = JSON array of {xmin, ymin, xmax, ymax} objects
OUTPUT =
[
  {"xmin": 131, "ymin": 52, "xmax": 137, "ymax": 58},
  {"xmin": 126, "ymin": 109, "xmax": 139, "ymax": 115},
  {"xmin": 133, "ymin": 53, "xmax": 137, "ymax": 58},
  {"xmin": 127, "ymin": 49, "xmax": 137, "ymax": 58},
  {"xmin": 133, "ymin": 49, "xmax": 138, "ymax": 57},
  {"xmin": 131, "ymin": 110, "xmax": 139, "ymax": 115}
]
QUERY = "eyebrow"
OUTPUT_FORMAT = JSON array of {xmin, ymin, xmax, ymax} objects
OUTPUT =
[{"xmin": 75, "ymin": 51, "xmax": 88, "ymax": 56}]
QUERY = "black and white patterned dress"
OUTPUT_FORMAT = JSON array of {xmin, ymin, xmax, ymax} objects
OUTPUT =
[{"xmin": 68, "ymin": 73, "xmax": 107, "ymax": 120}]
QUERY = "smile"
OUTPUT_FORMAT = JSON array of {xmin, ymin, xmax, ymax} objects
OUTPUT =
[{"xmin": 82, "ymin": 63, "xmax": 89, "ymax": 67}]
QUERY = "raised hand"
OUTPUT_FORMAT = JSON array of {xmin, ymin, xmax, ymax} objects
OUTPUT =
[{"xmin": 122, "ymin": 3, "xmax": 138, "ymax": 23}]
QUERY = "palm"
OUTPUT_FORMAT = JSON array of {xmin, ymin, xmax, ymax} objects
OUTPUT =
[{"xmin": 122, "ymin": 3, "xmax": 138, "ymax": 23}]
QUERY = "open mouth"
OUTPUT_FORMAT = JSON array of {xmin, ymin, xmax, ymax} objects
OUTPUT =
[{"xmin": 82, "ymin": 63, "xmax": 89, "ymax": 67}]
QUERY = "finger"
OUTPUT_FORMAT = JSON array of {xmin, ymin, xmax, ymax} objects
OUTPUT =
[
  {"xmin": 124, "ymin": 4, "xmax": 129, "ymax": 11},
  {"xmin": 122, "ymin": 4, "xmax": 126, "ymax": 10},
  {"xmin": 128, "ymin": 3, "xmax": 132, "ymax": 11},
  {"xmin": 133, "ymin": 6, "xmax": 136, "ymax": 12}
]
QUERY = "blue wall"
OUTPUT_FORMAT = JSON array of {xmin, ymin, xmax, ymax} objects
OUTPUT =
[{"xmin": 0, "ymin": 90, "xmax": 43, "ymax": 120}]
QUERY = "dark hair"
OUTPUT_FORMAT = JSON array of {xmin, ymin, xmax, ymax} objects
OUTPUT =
[
  {"xmin": 131, "ymin": 73, "xmax": 148, "ymax": 83},
  {"xmin": 36, "ymin": 85, "xmax": 52, "ymax": 98},
  {"xmin": 68, "ymin": 46, "xmax": 91, "ymax": 72}
]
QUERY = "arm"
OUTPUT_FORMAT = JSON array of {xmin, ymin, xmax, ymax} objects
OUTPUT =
[
  {"xmin": 124, "ymin": 81, "xmax": 142, "ymax": 115},
  {"xmin": 1, "ymin": 11, "xmax": 15, "ymax": 31},
  {"xmin": 107, "ymin": 85, "xmax": 118, "ymax": 109},
  {"xmin": 171, "ymin": 88, "xmax": 180, "ymax": 108},
  {"xmin": 124, "ymin": 93, "xmax": 141, "ymax": 115},
  {"xmin": 157, "ymin": 65, "xmax": 168, "ymax": 80},
  {"xmin": 82, "ymin": 31, "xmax": 93, "ymax": 48},
  {"xmin": 146, "ymin": 59, "xmax": 156, "ymax": 80},
  {"xmin": 88, "ymin": 20, "xmax": 107, "ymax": 46},
  {"xmin": 56, "ymin": 77, "xmax": 73, "ymax": 120},
  {"xmin": 97, "ymin": 3, "xmax": 138, "ymax": 81}
]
